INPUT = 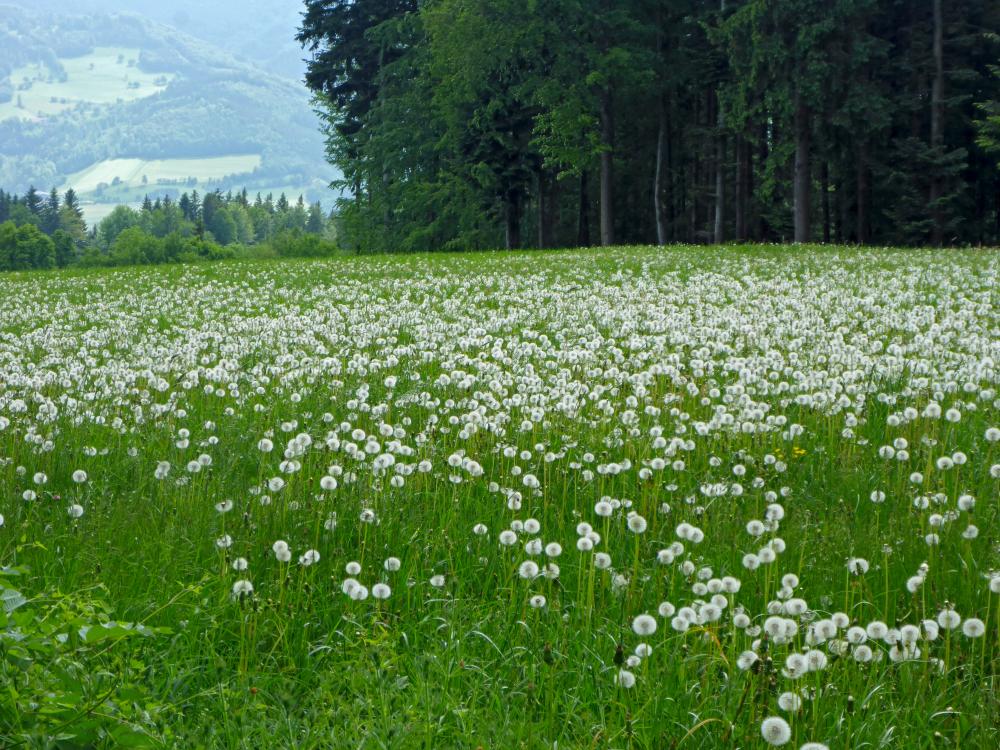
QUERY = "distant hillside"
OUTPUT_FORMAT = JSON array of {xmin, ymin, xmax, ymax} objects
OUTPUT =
[
  {"xmin": 18, "ymin": 0, "xmax": 308, "ymax": 79},
  {"xmin": 0, "ymin": 4, "xmax": 337, "ymax": 225}
]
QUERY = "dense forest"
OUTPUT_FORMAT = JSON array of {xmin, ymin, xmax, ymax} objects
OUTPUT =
[
  {"xmin": 0, "ymin": 187, "xmax": 336, "ymax": 271},
  {"xmin": 299, "ymin": 0, "xmax": 1000, "ymax": 251}
]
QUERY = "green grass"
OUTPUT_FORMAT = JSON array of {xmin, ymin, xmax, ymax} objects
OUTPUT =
[{"xmin": 0, "ymin": 245, "xmax": 998, "ymax": 749}]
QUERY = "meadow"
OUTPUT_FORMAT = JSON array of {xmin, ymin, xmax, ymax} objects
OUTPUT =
[
  {"xmin": 0, "ymin": 246, "xmax": 998, "ymax": 748},
  {"xmin": 0, "ymin": 47, "xmax": 171, "ymax": 122}
]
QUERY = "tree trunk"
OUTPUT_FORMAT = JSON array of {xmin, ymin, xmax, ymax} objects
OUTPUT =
[
  {"xmin": 713, "ymin": 0, "xmax": 727, "ymax": 244},
  {"xmin": 793, "ymin": 94, "xmax": 811, "ymax": 243},
  {"xmin": 504, "ymin": 195, "xmax": 521, "ymax": 250},
  {"xmin": 599, "ymin": 89, "xmax": 615, "ymax": 246},
  {"xmin": 714, "ymin": 127, "xmax": 725, "ymax": 243},
  {"xmin": 821, "ymin": 160, "xmax": 830, "ymax": 244},
  {"xmin": 735, "ymin": 136, "xmax": 749, "ymax": 241},
  {"xmin": 578, "ymin": 170, "xmax": 591, "ymax": 247},
  {"xmin": 857, "ymin": 140, "xmax": 871, "ymax": 244},
  {"xmin": 654, "ymin": 97, "xmax": 669, "ymax": 245},
  {"xmin": 930, "ymin": 0, "xmax": 945, "ymax": 246},
  {"xmin": 537, "ymin": 171, "xmax": 556, "ymax": 249},
  {"xmin": 756, "ymin": 120, "xmax": 768, "ymax": 240},
  {"xmin": 835, "ymin": 176, "xmax": 844, "ymax": 244}
]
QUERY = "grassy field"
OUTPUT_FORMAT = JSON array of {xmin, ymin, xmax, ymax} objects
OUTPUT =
[
  {"xmin": 0, "ymin": 47, "xmax": 172, "ymax": 122},
  {"xmin": 0, "ymin": 246, "xmax": 998, "ymax": 748},
  {"xmin": 63, "ymin": 155, "xmax": 264, "ymax": 194}
]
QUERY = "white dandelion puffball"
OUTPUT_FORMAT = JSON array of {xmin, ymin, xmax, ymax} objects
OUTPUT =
[
  {"xmin": 518, "ymin": 560, "xmax": 540, "ymax": 579},
  {"xmin": 232, "ymin": 580, "xmax": 254, "ymax": 597},
  {"xmin": 627, "ymin": 514, "xmax": 647, "ymax": 533},
  {"xmin": 615, "ymin": 669, "xmax": 636, "ymax": 689},
  {"xmin": 299, "ymin": 549, "xmax": 320, "ymax": 566},
  {"xmin": 67, "ymin": 504, "xmax": 84, "ymax": 519},
  {"xmin": 72, "ymin": 470, "xmax": 88, "ymax": 483},
  {"xmin": 962, "ymin": 618, "xmax": 985, "ymax": 638},
  {"xmin": 632, "ymin": 614, "xmax": 657, "ymax": 636},
  {"xmin": 760, "ymin": 716, "xmax": 792, "ymax": 746}
]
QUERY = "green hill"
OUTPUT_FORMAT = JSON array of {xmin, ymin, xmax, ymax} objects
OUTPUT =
[{"xmin": 0, "ymin": 4, "xmax": 337, "ymax": 226}]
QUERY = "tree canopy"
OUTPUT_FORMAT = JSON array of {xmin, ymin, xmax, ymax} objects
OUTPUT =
[{"xmin": 300, "ymin": 0, "xmax": 1000, "ymax": 250}]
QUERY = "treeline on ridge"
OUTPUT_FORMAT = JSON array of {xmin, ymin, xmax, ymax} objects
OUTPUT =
[
  {"xmin": 299, "ymin": 0, "xmax": 1000, "ymax": 251},
  {"xmin": 0, "ymin": 187, "xmax": 336, "ymax": 272}
]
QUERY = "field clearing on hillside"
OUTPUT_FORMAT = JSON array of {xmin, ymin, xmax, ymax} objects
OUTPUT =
[
  {"xmin": 0, "ymin": 247, "xmax": 998, "ymax": 749},
  {"xmin": 0, "ymin": 47, "xmax": 172, "ymax": 121},
  {"xmin": 62, "ymin": 154, "xmax": 264, "ymax": 194}
]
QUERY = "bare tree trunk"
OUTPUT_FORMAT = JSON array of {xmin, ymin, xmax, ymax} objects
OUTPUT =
[
  {"xmin": 504, "ymin": 195, "xmax": 521, "ymax": 250},
  {"xmin": 857, "ymin": 140, "xmax": 871, "ymax": 244},
  {"xmin": 793, "ymin": 93, "xmax": 811, "ymax": 243},
  {"xmin": 821, "ymin": 160, "xmax": 830, "ymax": 243},
  {"xmin": 756, "ymin": 120, "xmax": 769, "ymax": 240},
  {"xmin": 734, "ymin": 136, "xmax": 748, "ymax": 241},
  {"xmin": 599, "ymin": 89, "xmax": 615, "ymax": 246},
  {"xmin": 930, "ymin": 0, "xmax": 945, "ymax": 246},
  {"xmin": 655, "ymin": 97, "xmax": 669, "ymax": 245},
  {"xmin": 578, "ymin": 170, "xmax": 591, "ymax": 247},
  {"xmin": 537, "ymin": 171, "xmax": 555, "ymax": 249},
  {"xmin": 835, "ymin": 176, "xmax": 844, "ymax": 243},
  {"xmin": 713, "ymin": 0, "xmax": 727, "ymax": 244},
  {"xmin": 714, "ymin": 124, "xmax": 725, "ymax": 243}
]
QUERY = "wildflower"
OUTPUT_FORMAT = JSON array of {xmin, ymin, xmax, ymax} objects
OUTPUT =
[
  {"xmin": 72, "ymin": 470, "xmax": 88, "ymax": 483},
  {"xmin": 853, "ymin": 645, "xmax": 873, "ymax": 663},
  {"xmin": 737, "ymin": 651, "xmax": 759, "ymax": 670},
  {"xmin": 299, "ymin": 549, "xmax": 320, "ymax": 566},
  {"xmin": 962, "ymin": 618, "xmax": 985, "ymax": 638},
  {"xmin": 632, "ymin": 614, "xmax": 657, "ymax": 635},
  {"xmin": 232, "ymin": 580, "xmax": 254, "ymax": 598},
  {"xmin": 615, "ymin": 669, "xmax": 636, "ymax": 689},
  {"xmin": 760, "ymin": 716, "xmax": 792, "ymax": 746},
  {"xmin": 778, "ymin": 692, "xmax": 802, "ymax": 712},
  {"xmin": 518, "ymin": 560, "xmax": 540, "ymax": 579},
  {"xmin": 529, "ymin": 594, "xmax": 547, "ymax": 609},
  {"xmin": 627, "ymin": 514, "xmax": 647, "ymax": 533},
  {"xmin": 937, "ymin": 609, "xmax": 961, "ymax": 630},
  {"xmin": 67, "ymin": 504, "xmax": 84, "ymax": 519},
  {"xmin": 372, "ymin": 583, "xmax": 391, "ymax": 600}
]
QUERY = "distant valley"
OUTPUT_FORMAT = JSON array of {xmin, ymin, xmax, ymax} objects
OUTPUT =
[{"xmin": 0, "ymin": 3, "xmax": 337, "ymax": 226}]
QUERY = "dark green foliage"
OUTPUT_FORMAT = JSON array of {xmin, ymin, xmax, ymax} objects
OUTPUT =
[
  {"xmin": 0, "ymin": 221, "xmax": 54, "ymax": 271},
  {"xmin": 271, "ymin": 229, "xmax": 339, "ymax": 258},
  {"xmin": 0, "ymin": 184, "xmax": 337, "ymax": 271},
  {"xmin": 300, "ymin": 0, "xmax": 1000, "ymax": 249},
  {"xmin": 0, "ymin": 567, "xmax": 172, "ymax": 747}
]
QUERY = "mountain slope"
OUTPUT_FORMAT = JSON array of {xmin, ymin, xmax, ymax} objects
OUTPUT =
[{"xmin": 0, "ymin": 4, "xmax": 336, "ymax": 224}]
